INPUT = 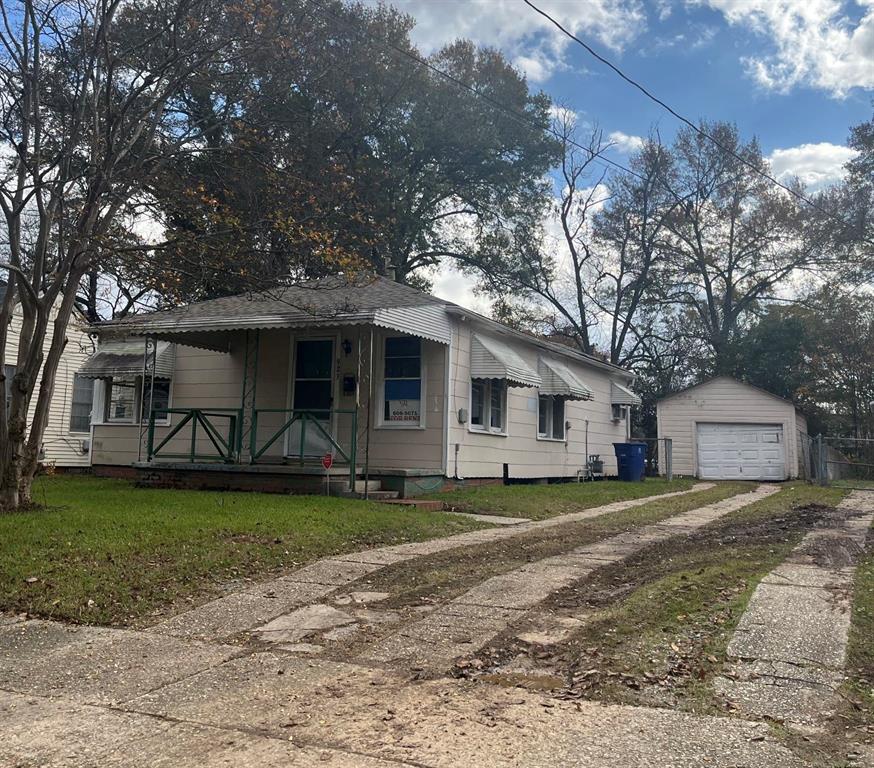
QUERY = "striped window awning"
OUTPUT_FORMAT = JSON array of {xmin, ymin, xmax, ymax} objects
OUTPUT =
[
  {"xmin": 538, "ymin": 358, "xmax": 593, "ymax": 400},
  {"xmin": 470, "ymin": 334, "xmax": 541, "ymax": 387},
  {"xmin": 78, "ymin": 339, "xmax": 175, "ymax": 379},
  {"xmin": 611, "ymin": 381, "xmax": 642, "ymax": 406}
]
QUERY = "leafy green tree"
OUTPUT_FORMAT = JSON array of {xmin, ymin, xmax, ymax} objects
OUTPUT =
[
  {"xmin": 730, "ymin": 305, "xmax": 814, "ymax": 402},
  {"xmin": 140, "ymin": 0, "xmax": 559, "ymax": 300}
]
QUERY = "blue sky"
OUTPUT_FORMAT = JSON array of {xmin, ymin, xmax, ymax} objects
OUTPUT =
[{"xmin": 380, "ymin": 0, "xmax": 874, "ymax": 308}]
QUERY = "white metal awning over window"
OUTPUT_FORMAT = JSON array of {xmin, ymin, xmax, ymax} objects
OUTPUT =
[
  {"xmin": 470, "ymin": 334, "xmax": 541, "ymax": 388},
  {"xmin": 611, "ymin": 381, "xmax": 642, "ymax": 406},
  {"xmin": 538, "ymin": 358, "xmax": 594, "ymax": 400},
  {"xmin": 78, "ymin": 339, "xmax": 175, "ymax": 379}
]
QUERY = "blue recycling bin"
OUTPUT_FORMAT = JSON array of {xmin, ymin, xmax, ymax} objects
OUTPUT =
[{"xmin": 613, "ymin": 442, "xmax": 647, "ymax": 482}]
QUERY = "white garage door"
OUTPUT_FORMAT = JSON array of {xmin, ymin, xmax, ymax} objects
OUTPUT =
[{"xmin": 696, "ymin": 423, "xmax": 786, "ymax": 481}]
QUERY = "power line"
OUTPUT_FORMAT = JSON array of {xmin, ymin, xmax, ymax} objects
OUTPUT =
[
  {"xmin": 522, "ymin": 0, "xmax": 866, "ymax": 237},
  {"xmin": 303, "ymin": 0, "xmax": 648, "ymax": 184}
]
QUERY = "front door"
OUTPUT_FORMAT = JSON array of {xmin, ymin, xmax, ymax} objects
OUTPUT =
[{"xmin": 288, "ymin": 338, "xmax": 334, "ymax": 458}]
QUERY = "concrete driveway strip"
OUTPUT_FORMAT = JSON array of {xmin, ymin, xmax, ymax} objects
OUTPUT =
[
  {"xmin": 147, "ymin": 483, "xmax": 714, "ymax": 642},
  {"xmin": 716, "ymin": 490, "xmax": 874, "ymax": 726},
  {"xmin": 360, "ymin": 484, "xmax": 779, "ymax": 669},
  {"xmin": 121, "ymin": 652, "xmax": 804, "ymax": 768},
  {"xmin": 0, "ymin": 688, "xmax": 408, "ymax": 768}
]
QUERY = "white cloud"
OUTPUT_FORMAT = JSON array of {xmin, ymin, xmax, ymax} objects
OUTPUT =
[
  {"xmin": 767, "ymin": 141, "xmax": 857, "ymax": 190},
  {"xmin": 380, "ymin": 0, "xmax": 646, "ymax": 83},
  {"xmin": 430, "ymin": 264, "xmax": 492, "ymax": 314},
  {"xmin": 694, "ymin": 0, "xmax": 874, "ymax": 97},
  {"xmin": 608, "ymin": 130, "xmax": 644, "ymax": 154}
]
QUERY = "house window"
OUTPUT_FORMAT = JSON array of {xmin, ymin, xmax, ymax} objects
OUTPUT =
[
  {"xmin": 140, "ymin": 379, "xmax": 171, "ymax": 422},
  {"xmin": 105, "ymin": 378, "xmax": 138, "ymax": 422},
  {"xmin": 470, "ymin": 378, "xmax": 507, "ymax": 434},
  {"xmin": 69, "ymin": 374, "xmax": 95, "ymax": 432},
  {"xmin": 538, "ymin": 395, "xmax": 566, "ymax": 440},
  {"xmin": 103, "ymin": 377, "xmax": 171, "ymax": 424},
  {"xmin": 383, "ymin": 336, "xmax": 421, "ymax": 425}
]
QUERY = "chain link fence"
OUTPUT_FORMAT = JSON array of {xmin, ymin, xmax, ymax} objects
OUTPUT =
[{"xmin": 801, "ymin": 433, "xmax": 874, "ymax": 490}]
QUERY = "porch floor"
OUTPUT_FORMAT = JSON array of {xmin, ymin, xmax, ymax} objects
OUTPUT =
[{"xmin": 133, "ymin": 461, "xmax": 359, "ymax": 477}]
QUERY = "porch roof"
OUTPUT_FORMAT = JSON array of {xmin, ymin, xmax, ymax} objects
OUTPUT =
[
  {"xmin": 96, "ymin": 275, "xmax": 452, "ymax": 346},
  {"xmin": 78, "ymin": 339, "xmax": 176, "ymax": 379}
]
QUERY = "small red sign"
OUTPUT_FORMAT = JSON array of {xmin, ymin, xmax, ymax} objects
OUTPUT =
[{"xmin": 321, "ymin": 453, "xmax": 334, "ymax": 470}]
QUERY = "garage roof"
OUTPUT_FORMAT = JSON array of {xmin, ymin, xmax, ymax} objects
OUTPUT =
[{"xmin": 658, "ymin": 376, "xmax": 803, "ymax": 413}]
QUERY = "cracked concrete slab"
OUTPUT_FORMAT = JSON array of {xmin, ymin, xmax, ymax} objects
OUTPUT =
[
  {"xmin": 717, "ymin": 491, "xmax": 874, "ymax": 726},
  {"xmin": 727, "ymin": 582, "xmax": 852, "ymax": 668},
  {"xmin": 256, "ymin": 604, "xmax": 357, "ymax": 644},
  {"xmin": 0, "ymin": 624, "xmax": 237, "ymax": 706},
  {"xmin": 761, "ymin": 563, "xmax": 855, "ymax": 589},
  {"xmin": 122, "ymin": 653, "xmax": 803, "ymax": 768},
  {"xmin": 0, "ymin": 689, "xmax": 404, "ymax": 768},
  {"xmin": 285, "ymin": 559, "xmax": 385, "ymax": 586},
  {"xmin": 148, "ymin": 591, "xmax": 320, "ymax": 642}
]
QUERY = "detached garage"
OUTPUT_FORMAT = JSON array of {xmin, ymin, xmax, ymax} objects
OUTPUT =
[{"xmin": 656, "ymin": 377, "xmax": 808, "ymax": 481}]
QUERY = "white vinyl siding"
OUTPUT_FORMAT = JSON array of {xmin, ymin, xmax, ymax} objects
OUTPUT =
[
  {"xmin": 448, "ymin": 320, "xmax": 630, "ymax": 479},
  {"xmin": 5, "ymin": 306, "xmax": 95, "ymax": 467},
  {"xmin": 656, "ymin": 377, "xmax": 803, "ymax": 479}
]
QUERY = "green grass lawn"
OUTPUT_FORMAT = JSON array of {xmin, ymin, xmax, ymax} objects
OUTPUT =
[
  {"xmin": 0, "ymin": 475, "xmax": 487, "ymax": 627},
  {"xmin": 430, "ymin": 476, "xmax": 697, "ymax": 519}
]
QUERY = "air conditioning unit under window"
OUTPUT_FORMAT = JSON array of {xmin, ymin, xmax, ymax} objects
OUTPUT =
[{"xmin": 611, "ymin": 403, "xmax": 628, "ymax": 422}]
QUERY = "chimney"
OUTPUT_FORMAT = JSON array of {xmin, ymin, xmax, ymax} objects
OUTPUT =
[{"xmin": 382, "ymin": 256, "xmax": 396, "ymax": 282}]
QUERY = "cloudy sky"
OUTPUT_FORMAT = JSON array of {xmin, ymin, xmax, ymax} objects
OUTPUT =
[{"xmin": 382, "ymin": 0, "xmax": 874, "ymax": 310}]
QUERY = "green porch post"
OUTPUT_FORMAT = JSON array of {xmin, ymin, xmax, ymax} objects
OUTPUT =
[{"xmin": 239, "ymin": 328, "xmax": 260, "ymax": 463}]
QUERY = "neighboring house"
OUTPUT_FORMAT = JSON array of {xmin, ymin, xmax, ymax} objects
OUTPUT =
[
  {"xmin": 1, "ymin": 282, "xmax": 95, "ymax": 468},
  {"xmin": 82, "ymin": 275, "xmax": 641, "ymax": 495},
  {"xmin": 656, "ymin": 376, "xmax": 808, "ymax": 481}
]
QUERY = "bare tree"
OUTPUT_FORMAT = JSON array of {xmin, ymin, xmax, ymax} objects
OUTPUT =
[
  {"xmin": 0, "ymin": 0, "xmax": 241, "ymax": 510},
  {"xmin": 458, "ymin": 112, "xmax": 610, "ymax": 355},
  {"xmin": 462, "ymin": 115, "xmax": 678, "ymax": 366}
]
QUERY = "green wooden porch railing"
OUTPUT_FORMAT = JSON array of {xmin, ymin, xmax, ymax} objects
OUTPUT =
[
  {"xmin": 249, "ymin": 408, "xmax": 357, "ymax": 491},
  {"xmin": 147, "ymin": 408, "xmax": 242, "ymax": 463},
  {"xmin": 146, "ymin": 407, "xmax": 358, "ymax": 492}
]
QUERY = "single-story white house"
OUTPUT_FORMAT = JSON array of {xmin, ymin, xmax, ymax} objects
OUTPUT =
[
  {"xmin": 80, "ymin": 275, "xmax": 641, "ymax": 496},
  {"xmin": 656, "ymin": 376, "xmax": 808, "ymax": 481},
  {"xmin": 2, "ymin": 281, "xmax": 95, "ymax": 468}
]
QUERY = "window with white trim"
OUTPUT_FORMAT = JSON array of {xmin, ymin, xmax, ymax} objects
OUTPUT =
[
  {"xmin": 470, "ymin": 378, "xmax": 507, "ymax": 434},
  {"xmin": 382, "ymin": 336, "xmax": 422, "ymax": 426},
  {"xmin": 105, "ymin": 378, "xmax": 138, "ymax": 422},
  {"xmin": 102, "ymin": 377, "xmax": 171, "ymax": 424},
  {"xmin": 69, "ymin": 374, "xmax": 95, "ymax": 432},
  {"xmin": 538, "ymin": 395, "xmax": 565, "ymax": 440},
  {"xmin": 141, "ymin": 379, "xmax": 171, "ymax": 422}
]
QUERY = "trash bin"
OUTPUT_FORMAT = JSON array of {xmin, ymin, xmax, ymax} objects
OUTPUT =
[{"xmin": 613, "ymin": 442, "xmax": 647, "ymax": 482}]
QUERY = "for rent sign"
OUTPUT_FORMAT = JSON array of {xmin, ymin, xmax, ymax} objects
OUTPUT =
[{"xmin": 387, "ymin": 399, "xmax": 420, "ymax": 423}]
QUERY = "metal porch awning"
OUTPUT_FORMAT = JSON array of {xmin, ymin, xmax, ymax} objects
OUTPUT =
[
  {"xmin": 611, "ymin": 381, "xmax": 642, "ymax": 406},
  {"xmin": 470, "ymin": 334, "xmax": 541, "ymax": 387},
  {"xmin": 78, "ymin": 339, "xmax": 176, "ymax": 379},
  {"xmin": 538, "ymin": 358, "xmax": 593, "ymax": 400}
]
